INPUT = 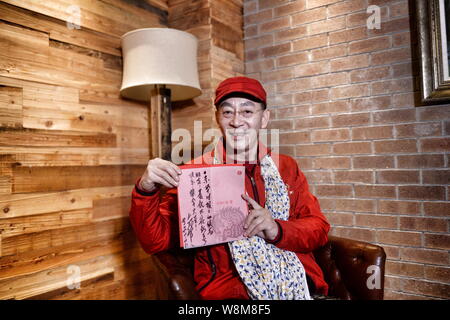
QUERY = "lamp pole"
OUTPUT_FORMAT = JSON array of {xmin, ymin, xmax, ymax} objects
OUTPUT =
[{"xmin": 150, "ymin": 85, "xmax": 172, "ymax": 161}]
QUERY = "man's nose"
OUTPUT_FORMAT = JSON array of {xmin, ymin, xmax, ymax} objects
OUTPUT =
[{"xmin": 230, "ymin": 111, "xmax": 244, "ymax": 127}]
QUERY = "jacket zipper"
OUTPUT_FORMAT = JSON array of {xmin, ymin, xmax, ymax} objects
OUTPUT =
[
  {"xmin": 197, "ymin": 247, "xmax": 217, "ymax": 293},
  {"xmin": 198, "ymin": 168, "xmax": 259, "ymax": 294}
]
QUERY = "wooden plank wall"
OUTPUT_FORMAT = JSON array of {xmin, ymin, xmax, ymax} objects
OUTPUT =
[
  {"xmin": 169, "ymin": 0, "xmax": 244, "ymax": 140},
  {"xmin": 0, "ymin": 0, "xmax": 245, "ymax": 300},
  {"xmin": 0, "ymin": 0, "xmax": 173, "ymax": 299}
]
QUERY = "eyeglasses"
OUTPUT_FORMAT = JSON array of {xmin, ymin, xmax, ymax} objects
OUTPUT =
[{"xmin": 219, "ymin": 108, "xmax": 263, "ymax": 119}]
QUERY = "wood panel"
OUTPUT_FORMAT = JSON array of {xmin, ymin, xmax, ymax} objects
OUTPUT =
[
  {"xmin": 0, "ymin": 0, "xmax": 171, "ymax": 300},
  {"xmin": 0, "ymin": 0, "xmax": 245, "ymax": 300}
]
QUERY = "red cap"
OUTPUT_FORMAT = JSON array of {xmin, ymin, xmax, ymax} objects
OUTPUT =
[{"xmin": 214, "ymin": 76, "xmax": 267, "ymax": 107}]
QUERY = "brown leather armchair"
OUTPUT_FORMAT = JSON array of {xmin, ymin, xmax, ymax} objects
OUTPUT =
[{"xmin": 155, "ymin": 235, "xmax": 386, "ymax": 300}]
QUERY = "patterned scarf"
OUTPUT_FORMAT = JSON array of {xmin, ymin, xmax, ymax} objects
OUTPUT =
[{"xmin": 213, "ymin": 145, "xmax": 311, "ymax": 300}]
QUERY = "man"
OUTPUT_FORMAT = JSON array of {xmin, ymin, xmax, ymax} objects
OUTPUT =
[{"xmin": 130, "ymin": 76, "xmax": 330, "ymax": 299}]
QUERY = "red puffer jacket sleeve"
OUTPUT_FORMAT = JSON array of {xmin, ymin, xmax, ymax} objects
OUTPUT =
[
  {"xmin": 129, "ymin": 179, "xmax": 179, "ymax": 254},
  {"xmin": 273, "ymin": 157, "xmax": 330, "ymax": 253}
]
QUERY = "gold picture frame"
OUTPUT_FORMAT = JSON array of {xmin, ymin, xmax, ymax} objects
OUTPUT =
[{"xmin": 416, "ymin": 0, "xmax": 450, "ymax": 104}]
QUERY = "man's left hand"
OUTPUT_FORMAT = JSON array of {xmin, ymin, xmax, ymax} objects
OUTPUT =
[{"xmin": 241, "ymin": 193, "xmax": 279, "ymax": 241}]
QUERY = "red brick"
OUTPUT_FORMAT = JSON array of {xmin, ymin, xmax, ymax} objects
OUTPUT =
[
  {"xmin": 327, "ymin": 0, "xmax": 365, "ymax": 17},
  {"xmin": 402, "ymin": 278, "xmax": 450, "ymax": 299},
  {"xmin": 266, "ymin": 119, "xmax": 293, "ymax": 130},
  {"xmin": 313, "ymin": 157, "xmax": 351, "ymax": 169},
  {"xmin": 350, "ymin": 66, "xmax": 391, "ymax": 82},
  {"xmin": 259, "ymin": 16, "xmax": 290, "ymax": 34},
  {"xmin": 422, "ymin": 170, "xmax": 450, "ymax": 185},
  {"xmin": 374, "ymin": 139, "xmax": 418, "ymax": 153},
  {"xmin": 393, "ymin": 32, "xmax": 411, "ymax": 47},
  {"xmin": 372, "ymin": 109, "xmax": 416, "ymax": 124},
  {"xmin": 349, "ymin": 36, "xmax": 391, "ymax": 54},
  {"xmin": 279, "ymin": 145, "xmax": 295, "ymax": 156},
  {"xmin": 335, "ymin": 198, "xmax": 376, "ymax": 212},
  {"xmin": 423, "ymin": 202, "xmax": 450, "ymax": 217},
  {"xmin": 400, "ymin": 217, "xmax": 448, "ymax": 233},
  {"xmin": 274, "ymin": 1, "xmax": 307, "ymax": 17},
  {"xmin": 295, "ymin": 61, "xmax": 330, "ymax": 77},
  {"xmin": 294, "ymin": 115, "xmax": 330, "ymax": 129},
  {"xmin": 244, "ymin": 0, "xmax": 257, "ymax": 15},
  {"xmin": 371, "ymin": 78, "xmax": 414, "ymax": 95},
  {"xmin": 274, "ymin": 25, "xmax": 308, "ymax": 42},
  {"xmin": 245, "ymin": 34, "xmax": 273, "ymax": 50},
  {"xmin": 334, "ymin": 170, "xmax": 374, "ymax": 183},
  {"xmin": 279, "ymin": 131, "xmax": 311, "ymax": 144},
  {"xmin": 355, "ymin": 213, "xmax": 398, "ymax": 228},
  {"xmin": 245, "ymin": 25, "xmax": 258, "ymax": 38},
  {"xmin": 292, "ymin": 34, "xmax": 328, "ymax": 51},
  {"xmin": 420, "ymin": 138, "xmax": 450, "ymax": 152},
  {"xmin": 376, "ymin": 170, "xmax": 420, "ymax": 184},
  {"xmin": 424, "ymin": 266, "xmax": 450, "ymax": 283},
  {"xmin": 261, "ymin": 42, "xmax": 292, "ymax": 57},
  {"xmin": 306, "ymin": 0, "xmax": 342, "ymax": 9},
  {"xmin": 310, "ymin": 44, "xmax": 347, "ymax": 61},
  {"xmin": 330, "ymin": 84, "xmax": 369, "ymax": 99},
  {"xmin": 303, "ymin": 171, "xmax": 333, "ymax": 184},
  {"xmin": 333, "ymin": 141, "xmax": 372, "ymax": 154},
  {"xmin": 324, "ymin": 212, "xmax": 354, "ymax": 226},
  {"xmin": 330, "ymin": 54, "xmax": 369, "ymax": 72},
  {"xmin": 296, "ymin": 143, "xmax": 332, "ymax": 156},
  {"xmin": 392, "ymin": 62, "xmax": 414, "ymax": 78},
  {"xmin": 244, "ymin": 9, "xmax": 273, "ymax": 25},
  {"xmin": 312, "ymin": 128, "xmax": 349, "ymax": 142},
  {"xmin": 292, "ymin": 7, "xmax": 327, "ymax": 25},
  {"xmin": 351, "ymin": 96, "xmax": 392, "ymax": 111},
  {"xmin": 276, "ymin": 51, "xmax": 309, "ymax": 67},
  {"xmin": 371, "ymin": 47, "xmax": 411, "ymax": 66},
  {"xmin": 378, "ymin": 200, "xmax": 421, "ymax": 215},
  {"xmin": 418, "ymin": 105, "xmax": 450, "ymax": 121},
  {"xmin": 397, "ymin": 154, "xmax": 445, "ymax": 168},
  {"xmin": 245, "ymin": 59, "xmax": 275, "ymax": 74},
  {"xmin": 353, "ymin": 156, "xmax": 395, "ymax": 169},
  {"xmin": 400, "ymin": 247, "xmax": 449, "ymax": 265},
  {"xmin": 330, "ymin": 226, "xmax": 376, "ymax": 242},
  {"xmin": 395, "ymin": 122, "xmax": 441, "ymax": 138},
  {"xmin": 296, "ymin": 157, "xmax": 314, "ymax": 169},
  {"xmin": 329, "ymin": 26, "xmax": 367, "ymax": 45},
  {"xmin": 293, "ymin": 92, "xmax": 313, "ymax": 104},
  {"xmin": 352, "ymin": 125, "xmax": 394, "ymax": 140},
  {"xmin": 259, "ymin": 0, "xmax": 290, "ymax": 9},
  {"xmin": 390, "ymin": 1, "xmax": 410, "ymax": 18},
  {"xmin": 261, "ymin": 67, "xmax": 294, "ymax": 82},
  {"xmin": 392, "ymin": 92, "xmax": 417, "ymax": 108},
  {"xmin": 331, "ymin": 112, "xmax": 370, "ymax": 127},
  {"xmin": 354, "ymin": 185, "xmax": 396, "ymax": 198},
  {"xmin": 316, "ymin": 184, "xmax": 353, "ymax": 197},
  {"xmin": 398, "ymin": 186, "xmax": 445, "ymax": 201},
  {"xmin": 386, "ymin": 261, "xmax": 424, "ymax": 278},
  {"xmin": 311, "ymin": 89, "xmax": 330, "ymax": 102},
  {"xmin": 311, "ymin": 100, "xmax": 350, "ymax": 115},
  {"xmin": 368, "ymin": 17, "xmax": 411, "ymax": 36},
  {"xmin": 311, "ymin": 72, "xmax": 349, "ymax": 89},
  {"xmin": 308, "ymin": 16, "xmax": 346, "ymax": 36},
  {"xmin": 377, "ymin": 230, "xmax": 422, "ymax": 246}
]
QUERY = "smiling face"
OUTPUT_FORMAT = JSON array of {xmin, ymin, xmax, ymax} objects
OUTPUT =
[{"xmin": 215, "ymin": 96, "xmax": 270, "ymax": 157}]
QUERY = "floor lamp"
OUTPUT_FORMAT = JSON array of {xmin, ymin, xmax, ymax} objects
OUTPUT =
[{"xmin": 120, "ymin": 28, "xmax": 201, "ymax": 160}]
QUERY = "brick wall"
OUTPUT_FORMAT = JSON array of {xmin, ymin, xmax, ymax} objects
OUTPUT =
[{"xmin": 243, "ymin": 0, "xmax": 449, "ymax": 299}]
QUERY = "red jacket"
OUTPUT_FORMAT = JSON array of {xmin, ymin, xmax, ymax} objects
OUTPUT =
[{"xmin": 129, "ymin": 145, "xmax": 330, "ymax": 299}]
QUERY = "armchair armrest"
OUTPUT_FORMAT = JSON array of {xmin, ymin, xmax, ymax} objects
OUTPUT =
[
  {"xmin": 155, "ymin": 249, "xmax": 200, "ymax": 300},
  {"xmin": 313, "ymin": 235, "xmax": 386, "ymax": 300}
]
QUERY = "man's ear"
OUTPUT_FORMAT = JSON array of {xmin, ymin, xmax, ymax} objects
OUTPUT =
[{"xmin": 261, "ymin": 109, "xmax": 270, "ymax": 129}]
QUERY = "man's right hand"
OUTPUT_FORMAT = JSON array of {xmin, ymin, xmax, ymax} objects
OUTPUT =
[{"xmin": 138, "ymin": 158, "xmax": 182, "ymax": 192}]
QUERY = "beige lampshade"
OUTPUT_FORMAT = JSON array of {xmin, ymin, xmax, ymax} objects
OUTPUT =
[{"xmin": 120, "ymin": 28, "xmax": 201, "ymax": 102}]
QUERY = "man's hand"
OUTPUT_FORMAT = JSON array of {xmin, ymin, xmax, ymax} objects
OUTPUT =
[
  {"xmin": 139, "ymin": 158, "xmax": 182, "ymax": 192},
  {"xmin": 241, "ymin": 193, "xmax": 279, "ymax": 241}
]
